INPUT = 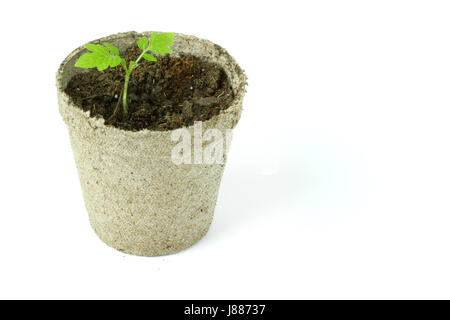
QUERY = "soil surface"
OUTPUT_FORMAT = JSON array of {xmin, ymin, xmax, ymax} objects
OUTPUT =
[{"xmin": 65, "ymin": 46, "xmax": 234, "ymax": 131}]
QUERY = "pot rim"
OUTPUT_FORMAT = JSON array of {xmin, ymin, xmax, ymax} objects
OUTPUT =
[{"xmin": 56, "ymin": 31, "xmax": 247, "ymax": 137}]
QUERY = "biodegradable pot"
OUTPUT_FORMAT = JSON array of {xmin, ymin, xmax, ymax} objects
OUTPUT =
[{"xmin": 57, "ymin": 31, "xmax": 246, "ymax": 256}]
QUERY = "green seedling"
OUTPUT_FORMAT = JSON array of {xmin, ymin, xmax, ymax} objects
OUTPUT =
[{"xmin": 75, "ymin": 32, "xmax": 174, "ymax": 116}]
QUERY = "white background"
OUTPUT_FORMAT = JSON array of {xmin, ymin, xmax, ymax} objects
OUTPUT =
[{"xmin": 0, "ymin": 0, "xmax": 449, "ymax": 299}]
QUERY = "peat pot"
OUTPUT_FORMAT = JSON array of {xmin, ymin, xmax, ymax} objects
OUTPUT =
[{"xmin": 57, "ymin": 31, "xmax": 247, "ymax": 256}]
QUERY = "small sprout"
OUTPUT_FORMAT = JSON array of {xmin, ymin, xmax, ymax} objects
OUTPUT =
[{"xmin": 75, "ymin": 32, "xmax": 174, "ymax": 116}]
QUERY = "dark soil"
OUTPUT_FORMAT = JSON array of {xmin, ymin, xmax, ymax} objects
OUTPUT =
[{"xmin": 65, "ymin": 46, "xmax": 234, "ymax": 131}]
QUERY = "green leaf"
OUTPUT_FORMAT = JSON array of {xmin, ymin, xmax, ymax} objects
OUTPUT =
[
  {"xmin": 104, "ymin": 43, "xmax": 120, "ymax": 56},
  {"xmin": 75, "ymin": 53, "xmax": 101, "ymax": 68},
  {"xmin": 148, "ymin": 32, "xmax": 174, "ymax": 54},
  {"xmin": 120, "ymin": 58, "xmax": 127, "ymax": 70},
  {"xmin": 75, "ymin": 42, "xmax": 123, "ymax": 70},
  {"xmin": 85, "ymin": 44, "xmax": 109, "ymax": 55},
  {"xmin": 137, "ymin": 37, "xmax": 148, "ymax": 51},
  {"xmin": 97, "ymin": 59, "xmax": 110, "ymax": 71},
  {"xmin": 142, "ymin": 53, "xmax": 157, "ymax": 62},
  {"xmin": 84, "ymin": 44, "xmax": 98, "ymax": 52},
  {"xmin": 110, "ymin": 55, "xmax": 122, "ymax": 67}
]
